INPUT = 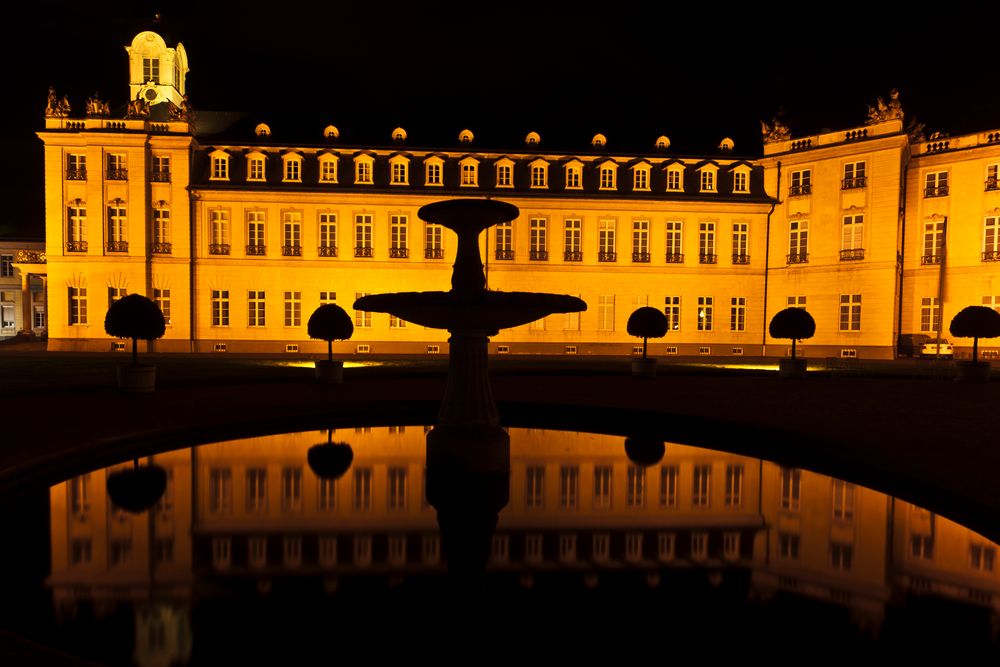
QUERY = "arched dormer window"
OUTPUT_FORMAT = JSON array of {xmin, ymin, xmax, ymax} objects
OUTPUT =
[
  {"xmin": 631, "ymin": 162, "xmax": 651, "ymax": 191},
  {"xmin": 459, "ymin": 157, "xmax": 479, "ymax": 187},
  {"xmin": 318, "ymin": 152, "xmax": 339, "ymax": 184},
  {"xmin": 246, "ymin": 150, "xmax": 267, "ymax": 182},
  {"xmin": 255, "ymin": 123, "xmax": 271, "ymax": 137},
  {"xmin": 597, "ymin": 160, "xmax": 619, "ymax": 190},
  {"xmin": 525, "ymin": 131, "xmax": 541, "ymax": 146},
  {"xmin": 392, "ymin": 127, "xmax": 407, "ymax": 142},
  {"xmin": 209, "ymin": 149, "xmax": 230, "ymax": 181},
  {"xmin": 281, "ymin": 151, "xmax": 303, "ymax": 183},
  {"xmin": 591, "ymin": 133, "xmax": 607, "ymax": 148},
  {"xmin": 459, "ymin": 129, "xmax": 474, "ymax": 144},
  {"xmin": 323, "ymin": 125, "xmax": 340, "ymax": 140},
  {"xmin": 655, "ymin": 136, "xmax": 671, "ymax": 150},
  {"xmin": 495, "ymin": 157, "xmax": 515, "ymax": 188},
  {"xmin": 698, "ymin": 164, "xmax": 719, "ymax": 193},
  {"xmin": 564, "ymin": 159, "xmax": 584, "ymax": 190},
  {"xmin": 424, "ymin": 155, "xmax": 445, "ymax": 186},
  {"xmin": 529, "ymin": 158, "xmax": 549, "ymax": 189},
  {"xmin": 389, "ymin": 154, "xmax": 410, "ymax": 185},
  {"xmin": 354, "ymin": 154, "xmax": 375, "ymax": 185},
  {"xmin": 731, "ymin": 164, "xmax": 752, "ymax": 194},
  {"xmin": 665, "ymin": 163, "xmax": 685, "ymax": 192}
]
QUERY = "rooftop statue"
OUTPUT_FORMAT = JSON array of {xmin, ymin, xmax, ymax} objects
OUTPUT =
[
  {"xmin": 45, "ymin": 87, "xmax": 71, "ymax": 118},
  {"xmin": 866, "ymin": 88, "xmax": 904, "ymax": 124},
  {"xmin": 85, "ymin": 93, "xmax": 110, "ymax": 118},
  {"xmin": 761, "ymin": 117, "xmax": 790, "ymax": 143},
  {"xmin": 126, "ymin": 93, "xmax": 150, "ymax": 119},
  {"xmin": 168, "ymin": 94, "xmax": 195, "ymax": 122}
]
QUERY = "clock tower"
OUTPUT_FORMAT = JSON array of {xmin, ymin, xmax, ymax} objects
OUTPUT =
[{"xmin": 125, "ymin": 29, "xmax": 188, "ymax": 108}]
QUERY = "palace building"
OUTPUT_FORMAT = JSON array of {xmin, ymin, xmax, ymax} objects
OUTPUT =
[{"xmin": 35, "ymin": 29, "xmax": 1000, "ymax": 359}]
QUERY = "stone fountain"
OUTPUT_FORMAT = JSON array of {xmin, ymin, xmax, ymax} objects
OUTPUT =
[{"xmin": 354, "ymin": 198, "xmax": 586, "ymax": 580}]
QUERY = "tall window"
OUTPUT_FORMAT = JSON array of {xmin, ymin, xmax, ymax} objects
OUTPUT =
[
  {"xmin": 425, "ymin": 223, "xmax": 443, "ymax": 259},
  {"xmin": 531, "ymin": 165, "xmax": 547, "ymax": 188},
  {"xmin": 68, "ymin": 287, "xmax": 87, "ymax": 325},
  {"xmin": 971, "ymin": 544, "xmax": 997, "ymax": 572},
  {"xmin": 496, "ymin": 163, "xmax": 512, "ymax": 187},
  {"xmin": 108, "ymin": 287, "xmax": 126, "ymax": 309},
  {"xmin": 246, "ymin": 211, "xmax": 265, "ymax": 255},
  {"xmin": 282, "ymin": 468, "xmax": 302, "ymax": 512},
  {"xmin": 565, "ymin": 165, "xmax": 581, "ymax": 189},
  {"xmin": 153, "ymin": 288, "xmax": 171, "ymax": 325},
  {"xmin": 593, "ymin": 466, "xmax": 612, "ymax": 509},
  {"xmin": 107, "ymin": 205, "xmax": 127, "ymax": 251},
  {"xmin": 318, "ymin": 479, "xmax": 336, "ymax": 511},
  {"xmin": 832, "ymin": 480, "xmax": 856, "ymax": 520},
  {"xmin": 152, "ymin": 155, "xmax": 170, "ymax": 181},
  {"xmin": 388, "ymin": 467, "xmax": 408, "ymax": 510},
  {"xmin": 284, "ymin": 291, "xmax": 301, "ymax": 327},
  {"xmin": 598, "ymin": 219, "xmax": 616, "ymax": 261},
  {"xmin": 248, "ymin": 291, "xmax": 265, "ymax": 327},
  {"xmin": 246, "ymin": 468, "xmax": 267, "ymax": 512},
  {"xmin": 319, "ymin": 213, "xmax": 337, "ymax": 256},
  {"xmin": 988, "ymin": 164, "xmax": 999, "ymax": 190},
  {"xmin": 320, "ymin": 292, "xmax": 336, "ymax": 305},
  {"xmin": 495, "ymin": 221, "xmax": 513, "ymax": 260},
  {"xmin": 633, "ymin": 168, "xmax": 649, "ymax": 191},
  {"xmin": 107, "ymin": 154, "xmax": 127, "ymax": 180},
  {"xmin": 780, "ymin": 468, "xmax": 801, "ymax": 510},
  {"xmin": 425, "ymin": 162, "xmax": 442, "ymax": 185},
  {"xmin": 700, "ymin": 169, "xmax": 715, "ymax": 191},
  {"xmin": 564, "ymin": 219, "xmax": 582, "ymax": 261},
  {"xmin": 210, "ymin": 210, "xmax": 229, "ymax": 254},
  {"xmin": 839, "ymin": 294, "xmax": 861, "ymax": 331},
  {"xmin": 788, "ymin": 220, "xmax": 808, "ymax": 263},
  {"xmin": 67, "ymin": 153, "xmax": 87, "ymax": 180},
  {"xmin": 525, "ymin": 466, "xmax": 544, "ymax": 509},
  {"xmin": 68, "ymin": 205, "xmax": 87, "ymax": 249},
  {"xmin": 732, "ymin": 222, "xmax": 748, "ymax": 262},
  {"xmin": 699, "ymin": 222, "xmax": 716, "ymax": 263},
  {"xmin": 283, "ymin": 157, "xmax": 301, "ymax": 182},
  {"xmin": 733, "ymin": 170, "xmax": 748, "ymax": 193},
  {"xmin": 665, "ymin": 221, "xmax": 683, "ymax": 262},
  {"xmin": 789, "ymin": 169, "xmax": 811, "ymax": 195},
  {"xmin": 598, "ymin": 295, "xmax": 615, "ymax": 331},
  {"xmin": 984, "ymin": 216, "xmax": 1000, "ymax": 261},
  {"xmin": 282, "ymin": 211, "xmax": 301, "ymax": 255},
  {"xmin": 841, "ymin": 214, "xmax": 864, "ymax": 260},
  {"xmin": 529, "ymin": 218, "xmax": 547, "ymax": 260},
  {"xmin": 390, "ymin": 214, "xmax": 408, "ymax": 257},
  {"xmin": 208, "ymin": 468, "xmax": 232, "ymax": 514},
  {"xmin": 725, "ymin": 464, "xmax": 743, "ymax": 507},
  {"xmin": 730, "ymin": 297, "xmax": 746, "ymax": 332},
  {"xmin": 830, "ymin": 543, "xmax": 853, "ymax": 571},
  {"xmin": 664, "ymin": 296, "xmax": 680, "ymax": 331},
  {"xmin": 692, "ymin": 464, "xmax": 711, "ymax": 507},
  {"xmin": 659, "ymin": 465, "xmax": 678, "ymax": 507},
  {"xmin": 211, "ymin": 155, "xmax": 229, "ymax": 181},
  {"xmin": 143, "ymin": 56, "xmax": 160, "ymax": 82},
  {"xmin": 390, "ymin": 161, "xmax": 408, "ymax": 185},
  {"xmin": 355, "ymin": 214, "xmax": 373, "ymax": 256},
  {"xmin": 599, "ymin": 166, "xmax": 616, "ymax": 189},
  {"xmin": 626, "ymin": 466, "xmax": 645, "ymax": 508},
  {"xmin": 353, "ymin": 468, "xmax": 373, "ymax": 510},
  {"xmin": 559, "ymin": 466, "xmax": 579, "ymax": 509},
  {"xmin": 319, "ymin": 158, "xmax": 337, "ymax": 183},
  {"xmin": 211, "ymin": 290, "xmax": 229, "ymax": 326},
  {"xmin": 632, "ymin": 220, "xmax": 649, "ymax": 262},
  {"xmin": 354, "ymin": 292, "xmax": 372, "ymax": 328},
  {"xmin": 152, "ymin": 208, "xmax": 170, "ymax": 252},
  {"xmin": 924, "ymin": 171, "xmax": 948, "ymax": 197},
  {"xmin": 461, "ymin": 162, "xmax": 477, "ymax": 186},
  {"xmin": 697, "ymin": 296, "xmax": 713, "ymax": 331},
  {"xmin": 666, "ymin": 168, "xmax": 682, "ymax": 191},
  {"xmin": 843, "ymin": 161, "xmax": 866, "ymax": 189},
  {"xmin": 922, "ymin": 220, "xmax": 945, "ymax": 263},
  {"xmin": 920, "ymin": 297, "xmax": 941, "ymax": 333},
  {"xmin": 355, "ymin": 159, "xmax": 373, "ymax": 184},
  {"xmin": 564, "ymin": 294, "xmax": 581, "ymax": 331}
]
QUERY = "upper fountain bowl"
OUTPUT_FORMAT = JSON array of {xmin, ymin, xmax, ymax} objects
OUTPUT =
[{"xmin": 419, "ymin": 199, "xmax": 519, "ymax": 235}]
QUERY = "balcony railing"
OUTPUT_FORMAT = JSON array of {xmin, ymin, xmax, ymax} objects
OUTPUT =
[
  {"xmin": 631, "ymin": 251, "xmax": 650, "ymax": 263},
  {"xmin": 390, "ymin": 247, "xmax": 409, "ymax": 258},
  {"xmin": 495, "ymin": 248, "xmax": 514, "ymax": 260},
  {"xmin": 282, "ymin": 244, "xmax": 302, "ymax": 257},
  {"xmin": 318, "ymin": 245, "xmax": 338, "ymax": 257},
  {"xmin": 65, "ymin": 240, "xmax": 88, "ymax": 253},
  {"xmin": 66, "ymin": 168, "xmax": 87, "ymax": 180},
  {"xmin": 924, "ymin": 185, "xmax": 949, "ymax": 198},
  {"xmin": 839, "ymin": 248, "xmax": 865, "ymax": 261},
  {"xmin": 151, "ymin": 242, "xmax": 172, "ymax": 255},
  {"xmin": 354, "ymin": 246, "xmax": 373, "ymax": 258},
  {"xmin": 921, "ymin": 254, "xmax": 942, "ymax": 265},
  {"xmin": 787, "ymin": 252, "xmax": 809, "ymax": 264},
  {"xmin": 732, "ymin": 253, "xmax": 751, "ymax": 264},
  {"xmin": 425, "ymin": 247, "xmax": 445, "ymax": 259},
  {"xmin": 246, "ymin": 244, "xmax": 266, "ymax": 256},
  {"xmin": 699, "ymin": 253, "xmax": 717, "ymax": 264},
  {"xmin": 788, "ymin": 183, "xmax": 811, "ymax": 196},
  {"xmin": 597, "ymin": 251, "xmax": 617, "ymax": 262},
  {"xmin": 209, "ymin": 243, "xmax": 230, "ymax": 256},
  {"xmin": 564, "ymin": 250, "xmax": 582, "ymax": 262},
  {"xmin": 983, "ymin": 250, "xmax": 1000, "ymax": 262},
  {"xmin": 842, "ymin": 177, "xmax": 867, "ymax": 190},
  {"xmin": 986, "ymin": 177, "xmax": 999, "ymax": 192},
  {"xmin": 106, "ymin": 168, "xmax": 128, "ymax": 181},
  {"xmin": 151, "ymin": 170, "xmax": 171, "ymax": 183},
  {"xmin": 106, "ymin": 240, "xmax": 128, "ymax": 253},
  {"xmin": 665, "ymin": 252, "xmax": 684, "ymax": 264},
  {"xmin": 529, "ymin": 249, "xmax": 548, "ymax": 261}
]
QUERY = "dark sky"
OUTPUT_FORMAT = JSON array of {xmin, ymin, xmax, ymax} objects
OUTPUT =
[{"xmin": 4, "ymin": 2, "xmax": 997, "ymax": 236}]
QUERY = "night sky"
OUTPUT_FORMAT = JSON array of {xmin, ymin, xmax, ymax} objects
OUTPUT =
[{"xmin": 3, "ymin": 2, "xmax": 997, "ymax": 236}]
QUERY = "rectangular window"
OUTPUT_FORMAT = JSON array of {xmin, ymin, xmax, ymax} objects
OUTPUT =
[
  {"xmin": 598, "ymin": 295, "xmax": 615, "ymax": 331},
  {"xmin": 911, "ymin": 535, "xmax": 934, "ymax": 560},
  {"xmin": 598, "ymin": 219, "xmax": 616, "ymax": 261},
  {"xmin": 107, "ymin": 154, "xmax": 127, "ymax": 180},
  {"xmin": 461, "ymin": 163, "xmax": 477, "ymax": 186},
  {"xmin": 633, "ymin": 168, "xmax": 649, "ymax": 190},
  {"xmin": 843, "ymin": 161, "xmax": 866, "ymax": 189},
  {"xmin": 284, "ymin": 291, "xmax": 301, "ymax": 327},
  {"xmin": 69, "ymin": 287, "xmax": 87, "ymax": 325},
  {"xmin": 983, "ymin": 295, "xmax": 1000, "ymax": 314},
  {"xmin": 923, "ymin": 221, "xmax": 945, "ymax": 263},
  {"xmin": 725, "ymin": 464, "xmax": 743, "ymax": 507},
  {"xmin": 789, "ymin": 220, "xmax": 808, "ymax": 263},
  {"xmin": 664, "ymin": 296, "xmax": 680, "ymax": 332},
  {"xmin": 971, "ymin": 544, "xmax": 996, "ymax": 572},
  {"xmin": 211, "ymin": 290, "xmax": 229, "ymax": 327},
  {"xmin": 319, "ymin": 213, "xmax": 337, "ymax": 256},
  {"xmin": 248, "ymin": 290, "xmax": 266, "ymax": 327},
  {"xmin": 659, "ymin": 465, "xmax": 678, "ymax": 507},
  {"xmin": 354, "ymin": 291, "xmax": 371, "ymax": 328},
  {"xmin": 353, "ymin": 468, "xmax": 373, "ymax": 510},
  {"xmin": 210, "ymin": 209, "xmax": 230, "ymax": 254},
  {"xmin": 153, "ymin": 288, "xmax": 171, "ymax": 326},
  {"xmin": 0, "ymin": 255, "xmax": 11, "ymax": 278},
  {"xmin": 632, "ymin": 220, "xmax": 649, "ymax": 262},
  {"xmin": 282, "ymin": 211, "xmax": 301, "ymax": 255},
  {"xmin": 212, "ymin": 155, "xmax": 229, "ymax": 180},
  {"xmin": 565, "ymin": 294, "xmax": 581, "ymax": 331},
  {"xmin": 666, "ymin": 168, "xmax": 682, "ymax": 191},
  {"xmin": 66, "ymin": 153, "xmax": 87, "ymax": 180},
  {"xmin": 356, "ymin": 160, "xmax": 372, "ymax": 184},
  {"xmin": 692, "ymin": 464, "xmax": 711, "ymax": 507},
  {"xmin": 700, "ymin": 170, "xmax": 715, "ymax": 191},
  {"xmin": 390, "ymin": 214, "xmax": 408, "ymax": 257},
  {"xmin": 832, "ymin": 480, "xmax": 856, "ymax": 520},
  {"xmin": 425, "ymin": 223, "xmax": 443, "ymax": 258},
  {"xmin": 391, "ymin": 161, "xmax": 408, "ymax": 185},
  {"xmin": 599, "ymin": 167, "xmax": 616, "ymax": 189},
  {"xmin": 525, "ymin": 466, "xmax": 545, "ymax": 509},
  {"xmin": 281, "ymin": 467, "xmax": 302, "ymax": 512},
  {"xmin": 425, "ymin": 162, "xmax": 442, "ymax": 185},
  {"xmin": 529, "ymin": 218, "xmax": 547, "ymax": 260},
  {"xmin": 779, "ymin": 533, "xmax": 800, "ymax": 559},
  {"xmin": 841, "ymin": 214, "xmax": 864, "ymax": 260},
  {"xmin": 496, "ymin": 164, "xmax": 512, "ymax": 187},
  {"xmin": 559, "ymin": 466, "xmax": 579, "ymax": 509},
  {"xmin": 839, "ymin": 294, "xmax": 862, "ymax": 332},
  {"xmin": 284, "ymin": 159, "xmax": 301, "ymax": 182},
  {"xmin": 988, "ymin": 164, "xmax": 999, "ymax": 190},
  {"xmin": 495, "ymin": 221, "xmax": 513, "ymax": 259},
  {"xmin": 732, "ymin": 222, "xmax": 748, "ymax": 262},
  {"xmin": 152, "ymin": 155, "xmax": 170, "ymax": 181},
  {"xmin": 388, "ymin": 467, "xmax": 408, "ymax": 510},
  {"xmin": 389, "ymin": 314, "xmax": 406, "ymax": 329},
  {"xmin": 108, "ymin": 287, "xmax": 126, "ymax": 309},
  {"xmin": 733, "ymin": 171, "xmax": 748, "ymax": 193},
  {"xmin": 355, "ymin": 214, "xmax": 373, "ymax": 256},
  {"xmin": 697, "ymin": 296, "xmax": 713, "ymax": 332},
  {"xmin": 564, "ymin": 219, "xmax": 581, "ymax": 260},
  {"xmin": 790, "ymin": 169, "xmax": 812, "ymax": 195},
  {"xmin": 318, "ymin": 478, "xmax": 336, "ymax": 511},
  {"xmin": 246, "ymin": 468, "xmax": 267, "ymax": 512},
  {"xmin": 319, "ymin": 291, "xmax": 336, "ymax": 305},
  {"xmin": 699, "ymin": 222, "xmax": 716, "ymax": 263},
  {"xmin": 246, "ymin": 211, "xmax": 266, "ymax": 255},
  {"xmin": 730, "ymin": 297, "xmax": 746, "ymax": 332},
  {"xmin": 531, "ymin": 165, "xmax": 547, "ymax": 188},
  {"xmin": 593, "ymin": 465, "xmax": 612, "ymax": 509},
  {"xmin": 107, "ymin": 206, "xmax": 127, "ymax": 251},
  {"xmin": 665, "ymin": 221, "xmax": 683, "ymax": 262},
  {"xmin": 68, "ymin": 206, "xmax": 87, "ymax": 249},
  {"xmin": 985, "ymin": 217, "xmax": 1000, "ymax": 261},
  {"xmin": 830, "ymin": 543, "xmax": 854, "ymax": 570},
  {"xmin": 924, "ymin": 171, "xmax": 949, "ymax": 197},
  {"xmin": 320, "ymin": 159, "xmax": 337, "ymax": 183},
  {"xmin": 780, "ymin": 468, "xmax": 801, "ymax": 510},
  {"xmin": 152, "ymin": 208, "xmax": 170, "ymax": 252},
  {"xmin": 143, "ymin": 56, "xmax": 160, "ymax": 82},
  {"xmin": 920, "ymin": 297, "xmax": 941, "ymax": 333},
  {"xmin": 566, "ymin": 166, "xmax": 581, "ymax": 189},
  {"xmin": 626, "ymin": 466, "xmax": 645, "ymax": 508}
]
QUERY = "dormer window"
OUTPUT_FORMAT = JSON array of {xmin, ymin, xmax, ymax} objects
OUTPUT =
[
  {"xmin": 210, "ymin": 150, "xmax": 230, "ymax": 181},
  {"xmin": 392, "ymin": 127, "xmax": 407, "ymax": 142},
  {"xmin": 598, "ymin": 162, "xmax": 618, "ymax": 190},
  {"xmin": 354, "ymin": 155, "xmax": 374, "ymax": 184},
  {"xmin": 732, "ymin": 166, "xmax": 751, "ymax": 194},
  {"xmin": 389, "ymin": 155, "xmax": 409, "ymax": 185},
  {"xmin": 460, "ymin": 158, "xmax": 479, "ymax": 187},
  {"xmin": 525, "ymin": 131, "xmax": 541, "ymax": 146},
  {"xmin": 632, "ymin": 164, "xmax": 651, "ymax": 191},
  {"xmin": 459, "ymin": 129, "xmax": 474, "ymax": 144},
  {"xmin": 255, "ymin": 123, "xmax": 271, "ymax": 137},
  {"xmin": 529, "ymin": 159, "xmax": 548, "ymax": 189},
  {"xmin": 247, "ymin": 152, "xmax": 266, "ymax": 182},
  {"xmin": 666, "ymin": 165, "xmax": 684, "ymax": 192},
  {"xmin": 424, "ymin": 156, "xmax": 444, "ymax": 186},
  {"xmin": 591, "ymin": 134, "xmax": 607, "ymax": 148},
  {"xmin": 318, "ymin": 154, "xmax": 339, "ymax": 184},
  {"xmin": 282, "ymin": 153, "xmax": 302, "ymax": 183},
  {"xmin": 564, "ymin": 161, "xmax": 583, "ymax": 190},
  {"xmin": 495, "ymin": 158, "xmax": 514, "ymax": 188},
  {"xmin": 698, "ymin": 166, "xmax": 718, "ymax": 192}
]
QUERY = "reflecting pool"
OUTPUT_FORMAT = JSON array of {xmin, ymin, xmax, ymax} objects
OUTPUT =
[{"xmin": 4, "ymin": 427, "xmax": 1000, "ymax": 663}]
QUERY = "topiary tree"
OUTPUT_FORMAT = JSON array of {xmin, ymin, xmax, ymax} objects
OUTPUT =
[
  {"xmin": 950, "ymin": 305, "xmax": 1000, "ymax": 362},
  {"xmin": 769, "ymin": 307, "xmax": 816, "ymax": 360},
  {"xmin": 104, "ymin": 294, "xmax": 166, "ymax": 367},
  {"xmin": 307, "ymin": 303, "xmax": 354, "ymax": 362},
  {"xmin": 627, "ymin": 306, "xmax": 669, "ymax": 360}
]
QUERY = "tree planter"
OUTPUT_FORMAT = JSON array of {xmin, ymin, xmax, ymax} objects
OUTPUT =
[
  {"xmin": 631, "ymin": 358, "xmax": 657, "ymax": 378},
  {"xmin": 117, "ymin": 365, "xmax": 156, "ymax": 393},
  {"xmin": 778, "ymin": 358, "xmax": 808, "ymax": 379},
  {"xmin": 956, "ymin": 360, "xmax": 991, "ymax": 383},
  {"xmin": 315, "ymin": 359, "xmax": 344, "ymax": 384}
]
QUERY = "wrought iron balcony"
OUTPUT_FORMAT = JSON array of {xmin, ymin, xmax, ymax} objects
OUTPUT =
[
  {"xmin": 529, "ymin": 249, "xmax": 548, "ymax": 261},
  {"xmin": 425, "ymin": 247, "xmax": 445, "ymax": 259},
  {"xmin": 209, "ymin": 243, "xmax": 230, "ymax": 256},
  {"xmin": 106, "ymin": 168, "xmax": 128, "ymax": 181},
  {"xmin": 665, "ymin": 252, "xmax": 684, "ymax": 264},
  {"xmin": 282, "ymin": 244, "xmax": 302, "ymax": 257},
  {"xmin": 563, "ymin": 250, "xmax": 582, "ymax": 262},
  {"xmin": 986, "ymin": 177, "xmax": 999, "ymax": 191},
  {"xmin": 390, "ymin": 247, "xmax": 409, "ymax": 259},
  {"xmin": 354, "ymin": 246, "xmax": 373, "ymax": 258},
  {"xmin": 924, "ymin": 185, "xmax": 949, "ymax": 198},
  {"xmin": 65, "ymin": 240, "xmax": 88, "ymax": 253},
  {"xmin": 66, "ymin": 168, "xmax": 87, "ymax": 180},
  {"xmin": 788, "ymin": 184, "xmax": 811, "ymax": 196},
  {"xmin": 631, "ymin": 251, "xmax": 650, "ymax": 263},
  {"xmin": 787, "ymin": 252, "xmax": 809, "ymax": 264},
  {"xmin": 246, "ymin": 244, "xmax": 266, "ymax": 256},
  {"xmin": 842, "ymin": 177, "xmax": 866, "ymax": 190},
  {"xmin": 699, "ymin": 253, "xmax": 717, "ymax": 264},
  {"xmin": 921, "ymin": 254, "xmax": 942, "ymax": 265},
  {"xmin": 597, "ymin": 251, "xmax": 617, "ymax": 262},
  {"xmin": 732, "ymin": 253, "xmax": 751, "ymax": 265},
  {"xmin": 106, "ymin": 241, "xmax": 129, "ymax": 253},
  {"xmin": 495, "ymin": 248, "xmax": 514, "ymax": 260},
  {"xmin": 983, "ymin": 250, "xmax": 1000, "ymax": 262},
  {"xmin": 151, "ymin": 170, "xmax": 171, "ymax": 183},
  {"xmin": 839, "ymin": 248, "xmax": 865, "ymax": 261},
  {"xmin": 318, "ymin": 245, "xmax": 338, "ymax": 257},
  {"xmin": 151, "ymin": 242, "xmax": 172, "ymax": 255}
]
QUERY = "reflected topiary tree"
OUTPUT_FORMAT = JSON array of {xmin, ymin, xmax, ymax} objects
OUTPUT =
[{"xmin": 950, "ymin": 305, "xmax": 1000, "ymax": 363}]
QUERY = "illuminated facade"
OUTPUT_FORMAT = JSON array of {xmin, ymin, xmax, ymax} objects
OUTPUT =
[
  {"xmin": 0, "ymin": 240, "xmax": 46, "ymax": 339},
  {"xmin": 36, "ymin": 30, "xmax": 1000, "ymax": 358}
]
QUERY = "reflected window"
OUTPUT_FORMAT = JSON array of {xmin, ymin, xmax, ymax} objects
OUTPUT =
[
  {"xmin": 971, "ymin": 544, "xmax": 996, "ymax": 572},
  {"xmin": 692, "ymin": 464, "xmax": 711, "ymax": 507},
  {"xmin": 212, "ymin": 538, "xmax": 231, "ymax": 569},
  {"xmin": 832, "ymin": 480, "xmax": 856, "ymax": 521},
  {"xmin": 284, "ymin": 537, "xmax": 302, "ymax": 567},
  {"xmin": 354, "ymin": 468, "xmax": 373, "ymax": 511},
  {"xmin": 725, "ymin": 464, "xmax": 743, "ymax": 508},
  {"xmin": 71, "ymin": 538, "xmax": 92, "ymax": 565},
  {"xmin": 249, "ymin": 537, "xmax": 267, "ymax": 568},
  {"xmin": 110, "ymin": 539, "xmax": 132, "ymax": 567},
  {"xmin": 723, "ymin": 532, "xmax": 740, "ymax": 560},
  {"xmin": 626, "ymin": 466, "xmax": 645, "ymax": 508},
  {"xmin": 526, "ymin": 466, "xmax": 545, "ymax": 509},
  {"xmin": 246, "ymin": 468, "xmax": 267, "ymax": 513},
  {"xmin": 389, "ymin": 535, "xmax": 407, "ymax": 565},
  {"xmin": 691, "ymin": 532, "xmax": 708, "ymax": 560},
  {"xmin": 625, "ymin": 533, "xmax": 643, "ymax": 562},
  {"xmin": 594, "ymin": 465, "xmax": 612, "ymax": 509},
  {"xmin": 319, "ymin": 537, "xmax": 338, "ymax": 566},
  {"xmin": 779, "ymin": 532, "xmax": 800, "ymax": 560},
  {"xmin": 354, "ymin": 535, "xmax": 372, "ymax": 566},
  {"xmin": 318, "ymin": 478, "xmax": 336, "ymax": 511},
  {"xmin": 559, "ymin": 466, "xmax": 579, "ymax": 509},
  {"xmin": 830, "ymin": 542, "xmax": 853, "ymax": 571},
  {"xmin": 492, "ymin": 535, "xmax": 509, "ymax": 563},
  {"xmin": 911, "ymin": 535, "xmax": 934, "ymax": 560},
  {"xmin": 593, "ymin": 533, "xmax": 610, "ymax": 562},
  {"xmin": 282, "ymin": 467, "xmax": 302, "ymax": 512},
  {"xmin": 155, "ymin": 538, "xmax": 173, "ymax": 564},
  {"xmin": 422, "ymin": 535, "xmax": 441, "ymax": 565},
  {"xmin": 388, "ymin": 467, "xmax": 408, "ymax": 510},
  {"xmin": 660, "ymin": 465, "xmax": 678, "ymax": 507},
  {"xmin": 209, "ymin": 468, "xmax": 232, "ymax": 514},
  {"xmin": 525, "ymin": 534, "xmax": 544, "ymax": 563},
  {"xmin": 780, "ymin": 467, "xmax": 801, "ymax": 511},
  {"xmin": 70, "ymin": 474, "xmax": 90, "ymax": 516},
  {"xmin": 658, "ymin": 533, "xmax": 676, "ymax": 561},
  {"xmin": 559, "ymin": 534, "xmax": 577, "ymax": 563}
]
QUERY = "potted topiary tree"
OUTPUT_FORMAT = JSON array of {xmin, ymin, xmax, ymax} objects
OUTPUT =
[
  {"xmin": 769, "ymin": 307, "xmax": 816, "ymax": 378},
  {"xmin": 627, "ymin": 306, "xmax": 669, "ymax": 377},
  {"xmin": 949, "ymin": 305, "xmax": 1000, "ymax": 382},
  {"xmin": 104, "ymin": 294, "xmax": 166, "ymax": 393},
  {"xmin": 307, "ymin": 303, "xmax": 354, "ymax": 383}
]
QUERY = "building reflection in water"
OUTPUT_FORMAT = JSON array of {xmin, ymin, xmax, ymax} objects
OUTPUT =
[{"xmin": 48, "ymin": 427, "xmax": 1000, "ymax": 657}]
